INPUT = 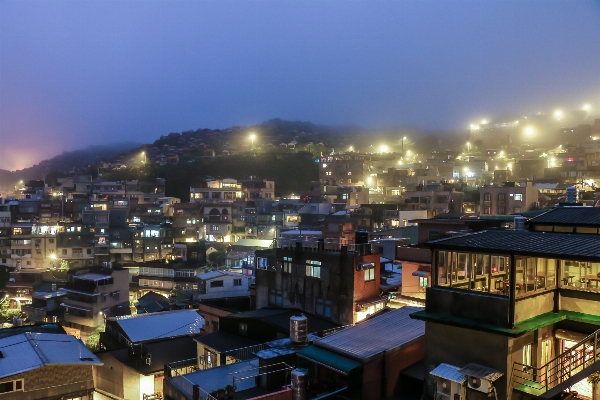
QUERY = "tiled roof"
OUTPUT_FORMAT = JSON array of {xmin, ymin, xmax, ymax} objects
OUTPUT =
[
  {"xmin": 529, "ymin": 206, "xmax": 600, "ymax": 226},
  {"xmin": 314, "ymin": 307, "xmax": 424, "ymax": 362},
  {"xmin": 428, "ymin": 230, "xmax": 600, "ymax": 260}
]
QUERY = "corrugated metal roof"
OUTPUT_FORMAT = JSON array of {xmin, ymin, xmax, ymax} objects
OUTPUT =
[
  {"xmin": 233, "ymin": 239, "xmax": 273, "ymax": 248},
  {"xmin": 458, "ymin": 363, "xmax": 503, "ymax": 382},
  {"xmin": 430, "ymin": 363, "xmax": 467, "ymax": 383},
  {"xmin": 0, "ymin": 333, "xmax": 102, "ymax": 379},
  {"xmin": 529, "ymin": 206, "xmax": 600, "ymax": 226},
  {"xmin": 112, "ymin": 309, "xmax": 204, "ymax": 343},
  {"xmin": 428, "ymin": 230, "xmax": 600, "ymax": 260},
  {"xmin": 314, "ymin": 307, "xmax": 424, "ymax": 361}
]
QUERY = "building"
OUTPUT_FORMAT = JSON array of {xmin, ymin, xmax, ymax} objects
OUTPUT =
[
  {"xmin": 412, "ymin": 206, "xmax": 600, "ymax": 400},
  {"xmin": 194, "ymin": 270, "xmax": 250, "ymax": 301},
  {"xmin": 479, "ymin": 181, "xmax": 539, "ymax": 215},
  {"xmin": 297, "ymin": 307, "xmax": 425, "ymax": 400},
  {"xmin": 61, "ymin": 267, "xmax": 130, "ymax": 341},
  {"xmin": 0, "ymin": 332, "xmax": 102, "ymax": 399},
  {"xmin": 255, "ymin": 234, "xmax": 388, "ymax": 325}
]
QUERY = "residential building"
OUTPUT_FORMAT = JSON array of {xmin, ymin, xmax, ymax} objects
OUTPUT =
[
  {"xmin": 479, "ymin": 181, "xmax": 539, "ymax": 215},
  {"xmin": 297, "ymin": 307, "xmax": 425, "ymax": 400},
  {"xmin": 61, "ymin": 267, "xmax": 130, "ymax": 341},
  {"xmin": 0, "ymin": 332, "xmax": 102, "ymax": 399},
  {"xmin": 194, "ymin": 270, "xmax": 250, "ymax": 300},
  {"xmin": 412, "ymin": 206, "xmax": 600, "ymax": 400},
  {"xmin": 255, "ymin": 233, "xmax": 388, "ymax": 325}
]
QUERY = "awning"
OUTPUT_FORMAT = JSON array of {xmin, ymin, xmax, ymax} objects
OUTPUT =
[
  {"xmin": 297, "ymin": 346, "xmax": 361, "ymax": 376},
  {"xmin": 458, "ymin": 363, "xmax": 503, "ymax": 382},
  {"xmin": 429, "ymin": 363, "xmax": 466, "ymax": 383},
  {"xmin": 412, "ymin": 271, "xmax": 431, "ymax": 277}
]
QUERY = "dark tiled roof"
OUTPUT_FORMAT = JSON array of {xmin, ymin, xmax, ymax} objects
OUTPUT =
[
  {"xmin": 194, "ymin": 331, "xmax": 259, "ymax": 353},
  {"xmin": 102, "ymin": 336, "xmax": 197, "ymax": 374},
  {"xmin": 428, "ymin": 230, "xmax": 600, "ymax": 260},
  {"xmin": 529, "ymin": 206, "xmax": 600, "ymax": 226}
]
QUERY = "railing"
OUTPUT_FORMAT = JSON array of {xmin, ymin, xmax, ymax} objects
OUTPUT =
[
  {"xmin": 230, "ymin": 362, "xmax": 293, "ymax": 392},
  {"xmin": 224, "ymin": 343, "xmax": 268, "ymax": 361},
  {"xmin": 166, "ymin": 357, "xmax": 198, "ymax": 378},
  {"xmin": 512, "ymin": 329, "xmax": 600, "ymax": 395},
  {"xmin": 274, "ymin": 237, "xmax": 374, "ymax": 255},
  {"xmin": 320, "ymin": 324, "xmax": 353, "ymax": 337}
]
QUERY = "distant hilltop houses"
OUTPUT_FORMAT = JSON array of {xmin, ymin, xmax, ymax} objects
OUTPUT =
[{"xmin": 3, "ymin": 117, "xmax": 600, "ymax": 399}]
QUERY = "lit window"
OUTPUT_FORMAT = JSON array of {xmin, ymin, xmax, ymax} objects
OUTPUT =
[
  {"xmin": 283, "ymin": 256, "xmax": 293, "ymax": 273},
  {"xmin": 514, "ymin": 193, "xmax": 523, "ymax": 201},
  {"xmin": 306, "ymin": 260, "xmax": 321, "ymax": 278}
]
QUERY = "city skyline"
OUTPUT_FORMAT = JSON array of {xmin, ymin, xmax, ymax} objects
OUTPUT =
[{"xmin": 1, "ymin": 0, "xmax": 600, "ymax": 171}]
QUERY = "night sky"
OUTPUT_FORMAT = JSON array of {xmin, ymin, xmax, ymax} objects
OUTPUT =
[{"xmin": 1, "ymin": 1, "xmax": 600, "ymax": 171}]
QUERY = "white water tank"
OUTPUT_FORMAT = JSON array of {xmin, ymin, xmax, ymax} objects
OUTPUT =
[
  {"xmin": 291, "ymin": 368, "xmax": 308, "ymax": 400},
  {"xmin": 290, "ymin": 314, "xmax": 308, "ymax": 344}
]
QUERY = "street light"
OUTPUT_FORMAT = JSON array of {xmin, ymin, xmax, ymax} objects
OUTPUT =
[
  {"xmin": 402, "ymin": 136, "xmax": 407, "ymax": 153},
  {"xmin": 524, "ymin": 126, "xmax": 535, "ymax": 137},
  {"xmin": 380, "ymin": 145, "xmax": 388, "ymax": 153},
  {"xmin": 554, "ymin": 109, "xmax": 563, "ymax": 120},
  {"xmin": 250, "ymin": 133, "xmax": 256, "ymax": 149},
  {"xmin": 141, "ymin": 151, "xmax": 146, "ymax": 164},
  {"xmin": 466, "ymin": 142, "xmax": 471, "ymax": 153}
]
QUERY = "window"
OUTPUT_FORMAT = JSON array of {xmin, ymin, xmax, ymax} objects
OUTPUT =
[
  {"xmin": 419, "ymin": 277, "xmax": 429, "ymax": 287},
  {"xmin": 283, "ymin": 256, "xmax": 293, "ymax": 273},
  {"xmin": 364, "ymin": 265, "xmax": 375, "ymax": 281},
  {"xmin": 483, "ymin": 207, "xmax": 491, "ymax": 215},
  {"xmin": 49, "ymin": 238, "xmax": 54, "ymax": 244},
  {"xmin": 498, "ymin": 193, "xmax": 505, "ymax": 201},
  {"xmin": 0, "ymin": 379, "xmax": 23, "ymax": 394},
  {"xmin": 514, "ymin": 193, "xmax": 523, "ymax": 201},
  {"xmin": 523, "ymin": 344, "xmax": 532, "ymax": 366},
  {"xmin": 257, "ymin": 257, "xmax": 268, "ymax": 270},
  {"xmin": 87, "ymin": 249, "xmax": 92, "ymax": 255},
  {"xmin": 306, "ymin": 260, "xmax": 321, "ymax": 278},
  {"xmin": 542, "ymin": 339, "xmax": 552, "ymax": 365},
  {"xmin": 210, "ymin": 280, "xmax": 224, "ymax": 288},
  {"xmin": 62, "ymin": 249, "xmax": 68, "ymax": 255},
  {"xmin": 484, "ymin": 193, "xmax": 491, "ymax": 201},
  {"xmin": 315, "ymin": 299, "xmax": 332, "ymax": 317},
  {"xmin": 342, "ymin": 194, "xmax": 348, "ymax": 200},
  {"xmin": 498, "ymin": 207, "xmax": 505, "ymax": 215},
  {"xmin": 210, "ymin": 225, "xmax": 219, "ymax": 231},
  {"xmin": 233, "ymin": 278, "xmax": 242, "ymax": 286},
  {"xmin": 269, "ymin": 289, "xmax": 283, "ymax": 306}
]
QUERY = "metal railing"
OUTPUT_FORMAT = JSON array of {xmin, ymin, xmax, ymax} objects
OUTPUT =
[
  {"xmin": 512, "ymin": 329, "xmax": 600, "ymax": 394},
  {"xmin": 274, "ymin": 237, "xmax": 373, "ymax": 255},
  {"xmin": 320, "ymin": 324, "xmax": 353, "ymax": 337},
  {"xmin": 224, "ymin": 343, "xmax": 268, "ymax": 362}
]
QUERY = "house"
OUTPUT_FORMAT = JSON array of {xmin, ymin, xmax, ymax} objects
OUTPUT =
[
  {"xmin": 61, "ymin": 267, "xmax": 130, "ymax": 341},
  {"xmin": 100, "ymin": 309, "xmax": 204, "ymax": 350},
  {"xmin": 297, "ymin": 307, "xmax": 425, "ymax": 400},
  {"xmin": 255, "ymin": 233, "xmax": 388, "ymax": 325},
  {"xmin": 94, "ymin": 336, "xmax": 197, "ymax": 400},
  {"xmin": 412, "ymin": 206, "xmax": 600, "ymax": 400},
  {"xmin": 0, "ymin": 332, "xmax": 102, "ymax": 399},
  {"xmin": 194, "ymin": 270, "xmax": 250, "ymax": 300},
  {"xmin": 479, "ymin": 181, "xmax": 539, "ymax": 215}
]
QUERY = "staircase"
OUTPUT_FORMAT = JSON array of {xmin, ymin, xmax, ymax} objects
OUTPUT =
[{"xmin": 512, "ymin": 329, "xmax": 600, "ymax": 399}]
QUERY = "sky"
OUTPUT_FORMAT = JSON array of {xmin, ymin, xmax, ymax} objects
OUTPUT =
[{"xmin": 1, "ymin": 0, "xmax": 600, "ymax": 171}]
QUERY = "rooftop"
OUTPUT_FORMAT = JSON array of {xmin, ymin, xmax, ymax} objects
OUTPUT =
[
  {"xmin": 314, "ymin": 307, "xmax": 424, "ymax": 362},
  {"xmin": 428, "ymin": 230, "xmax": 600, "ymax": 261},
  {"xmin": 529, "ymin": 206, "xmax": 600, "ymax": 226},
  {"xmin": 109, "ymin": 309, "xmax": 204, "ymax": 343},
  {"xmin": 0, "ymin": 333, "xmax": 102, "ymax": 379}
]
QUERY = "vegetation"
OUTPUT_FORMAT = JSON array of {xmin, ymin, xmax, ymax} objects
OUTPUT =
[{"xmin": 86, "ymin": 323, "xmax": 105, "ymax": 351}]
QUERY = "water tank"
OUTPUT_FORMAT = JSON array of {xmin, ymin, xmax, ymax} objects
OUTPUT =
[
  {"xmin": 514, "ymin": 216, "xmax": 527, "ymax": 230},
  {"xmin": 12, "ymin": 317, "xmax": 22, "ymax": 327},
  {"xmin": 566, "ymin": 186, "xmax": 578, "ymax": 203},
  {"xmin": 291, "ymin": 368, "xmax": 309, "ymax": 400},
  {"xmin": 355, "ymin": 230, "xmax": 369, "ymax": 245},
  {"xmin": 290, "ymin": 314, "xmax": 308, "ymax": 344}
]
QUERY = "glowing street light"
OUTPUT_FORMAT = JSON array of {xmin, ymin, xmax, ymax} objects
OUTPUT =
[
  {"xmin": 481, "ymin": 119, "xmax": 488, "ymax": 124},
  {"xmin": 466, "ymin": 142, "xmax": 471, "ymax": 152},
  {"xmin": 554, "ymin": 109, "xmax": 563, "ymax": 120},
  {"xmin": 380, "ymin": 145, "xmax": 389, "ymax": 153},
  {"xmin": 401, "ymin": 136, "xmax": 407, "ymax": 153},
  {"xmin": 524, "ymin": 126, "xmax": 535, "ymax": 137},
  {"xmin": 349, "ymin": 146, "xmax": 354, "ymax": 152},
  {"xmin": 249, "ymin": 133, "xmax": 256, "ymax": 149},
  {"xmin": 583, "ymin": 104, "xmax": 591, "ymax": 112},
  {"xmin": 141, "ymin": 151, "xmax": 146, "ymax": 164}
]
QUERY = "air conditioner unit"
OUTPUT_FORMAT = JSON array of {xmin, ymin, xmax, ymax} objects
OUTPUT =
[
  {"xmin": 356, "ymin": 264, "xmax": 363, "ymax": 271},
  {"xmin": 467, "ymin": 376, "xmax": 492, "ymax": 394}
]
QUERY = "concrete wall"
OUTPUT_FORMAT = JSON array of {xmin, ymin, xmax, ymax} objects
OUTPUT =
[
  {"xmin": 7, "ymin": 364, "xmax": 94, "ymax": 399},
  {"xmin": 560, "ymin": 289, "xmax": 600, "ymax": 316},
  {"xmin": 425, "ymin": 287, "xmax": 510, "ymax": 326},
  {"xmin": 514, "ymin": 291, "xmax": 554, "ymax": 323},
  {"xmin": 384, "ymin": 339, "xmax": 426, "ymax": 398},
  {"xmin": 424, "ymin": 321, "xmax": 510, "ymax": 400}
]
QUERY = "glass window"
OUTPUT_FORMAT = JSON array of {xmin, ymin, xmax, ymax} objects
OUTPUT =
[
  {"xmin": 364, "ymin": 266, "xmax": 375, "ymax": 281},
  {"xmin": 437, "ymin": 251, "xmax": 449, "ymax": 286},
  {"xmin": 283, "ymin": 256, "xmax": 293, "ymax": 273}
]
